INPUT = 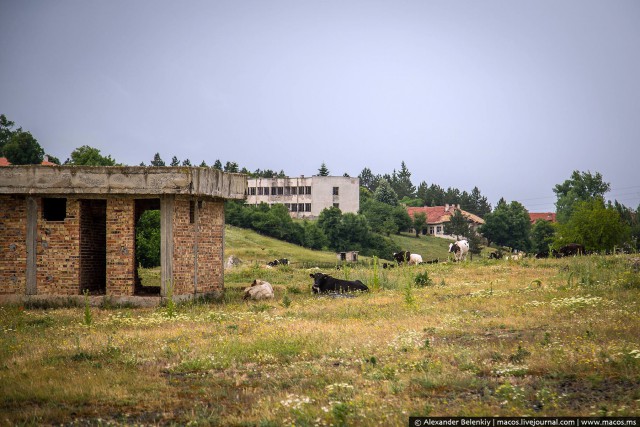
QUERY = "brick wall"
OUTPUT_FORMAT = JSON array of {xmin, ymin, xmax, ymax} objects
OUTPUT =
[
  {"xmin": 0, "ymin": 194, "xmax": 225, "ymax": 299},
  {"xmin": 0, "ymin": 196, "xmax": 27, "ymax": 294},
  {"xmin": 36, "ymin": 198, "xmax": 81, "ymax": 295},
  {"xmin": 195, "ymin": 199, "xmax": 224, "ymax": 294},
  {"xmin": 106, "ymin": 198, "xmax": 135, "ymax": 296},
  {"xmin": 171, "ymin": 198, "xmax": 225, "ymax": 296},
  {"xmin": 172, "ymin": 198, "xmax": 195, "ymax": 295}
]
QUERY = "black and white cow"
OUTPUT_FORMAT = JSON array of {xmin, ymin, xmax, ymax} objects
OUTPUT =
[
  {"xmin": 448, "ymin": 240, "xmax": 470, "ymax": 262},
  {"xmin": 309, "ymin": 273, "xmax": 369, "ymax": 294},
  {"xmin": 267, "ymin": 258, "xmax": 289, "ymax": 267},
  {"xmin": 392, "ymin": 251, "xmax": 411, "ymax": 264}
]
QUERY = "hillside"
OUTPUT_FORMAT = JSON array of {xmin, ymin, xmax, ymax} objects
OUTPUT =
[
  {"xmin": 224, "ymin": 225, "xmax": 456, "ymax": 264},
  {"xmin": 224, "ymin": 225, "xmax": 339, "ymax": 266}
]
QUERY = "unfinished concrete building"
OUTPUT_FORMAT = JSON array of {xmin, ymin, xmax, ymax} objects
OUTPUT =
[{"xmin": 0, "ymin": 166, "xmax": 246, "ymax": 306}]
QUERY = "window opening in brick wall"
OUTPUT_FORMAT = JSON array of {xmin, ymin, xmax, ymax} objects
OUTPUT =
[
  {"xmin": 189, "ymin": 201, "xmax": 195, "ymax": 224},
  {"xmin": 333, "ymin": 187, "xmax": 339, "ymax": 195},
  {"xmin": 42, "ymin": 198, "xmax": 67, "ymax": 221},
  {"xmin": 134, "ymin": 199, "xmax": 161, "ymax": 296},
  {"xmin": 333, "ymin": 203, "xmax": 339, "ymax": 208}
]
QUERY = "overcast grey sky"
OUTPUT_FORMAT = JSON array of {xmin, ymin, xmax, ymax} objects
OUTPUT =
[{"xmin": 1, "ymin": 1, "xmax": 639, "ymax": 212}]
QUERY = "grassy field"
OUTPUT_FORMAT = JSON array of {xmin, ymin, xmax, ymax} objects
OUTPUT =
[{"xmin": 1, "ymin": 229, "xmax": 639, "ymax": 425}]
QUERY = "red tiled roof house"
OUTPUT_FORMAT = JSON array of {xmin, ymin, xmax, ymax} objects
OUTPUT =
[{"xmin": 406, "ymin": 204, "xmax": 485, "ymax": 239}]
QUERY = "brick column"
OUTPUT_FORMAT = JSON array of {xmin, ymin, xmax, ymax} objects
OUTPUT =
[{"xmin": 106, "ymin": 198, "xmax": 135, "ymax": 296}]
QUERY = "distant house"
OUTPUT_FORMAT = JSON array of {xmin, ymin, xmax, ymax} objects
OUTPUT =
[
  {"xmin": 406, "ymin": 204, "xmax": 485, "ymax": 240},
  {"xmin": 0, "ymin": 156, "xmax": 57, "ymax": 166},
  {"xmin": 529, "ymin": 212, "xmax": 556, "ymax": 224}
]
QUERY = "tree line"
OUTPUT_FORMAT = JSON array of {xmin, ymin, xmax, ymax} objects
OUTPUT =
[{"xmin": 2, "ymin": 114, "xmax": 638, "ymax": 259}]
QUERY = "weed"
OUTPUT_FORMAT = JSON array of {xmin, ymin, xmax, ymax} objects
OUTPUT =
[
  {"xmin": 82, "ymin": 289, "xmax": 92, "ymax": 327},
  {"xmin": 164, "ymin": 279, "xmax": 176, "ymax": 318},
  {"xmin": 414, "ymin": 271, "xmax": 433, "ymax": 287},
  {"xmin": 281, "ymin": 292, "xmax": 292, "ymax": 308}
]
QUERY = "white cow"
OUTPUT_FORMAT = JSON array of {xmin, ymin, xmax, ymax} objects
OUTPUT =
[
  {"xmin": 243, "ymin": 279, "xmax": 274, "ymax": 300},
  {"xmin": 408, "ymin": 253, "xmax": 423, "ymax": 265},
  {"xmin": 449, "ymin": 240, "xmax": 470, "ymax": 261}
]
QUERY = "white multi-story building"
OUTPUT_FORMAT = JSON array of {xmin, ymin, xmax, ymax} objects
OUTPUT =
[{"xmin": 245, "ymin": 175, "xmax": 360, "ymax": 219}]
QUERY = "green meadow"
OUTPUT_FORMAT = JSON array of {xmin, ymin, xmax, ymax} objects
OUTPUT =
[{"xmin": 1, "ymin": 226, "xmax": 639, "ymax": 425}]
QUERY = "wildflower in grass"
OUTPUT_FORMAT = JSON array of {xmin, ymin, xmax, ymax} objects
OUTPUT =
[{"xmin": 280, "ymin": 394, "xmax": 313, "ymax": 410}]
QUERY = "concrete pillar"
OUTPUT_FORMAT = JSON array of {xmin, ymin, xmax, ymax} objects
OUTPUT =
[{"xmin": 160, "ymin": 195, "xmax": 174, "ymax": 298}]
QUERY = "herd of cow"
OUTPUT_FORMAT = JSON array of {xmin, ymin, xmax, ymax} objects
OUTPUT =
[{"xmin": 242, "ymin": 240, "xmax": 592, "ymax": 300}]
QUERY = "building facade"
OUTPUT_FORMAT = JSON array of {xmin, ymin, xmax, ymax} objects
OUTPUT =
[
  {"xmin": 245, "ymin": 176, "xmax": 360, "ymax": 219},
  {"xmin": 0, "ymin": 166, "xmax": 246, "ymax": 306}
]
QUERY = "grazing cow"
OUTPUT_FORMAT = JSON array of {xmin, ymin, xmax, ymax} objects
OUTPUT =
[
  {"xmin": 309, "ymin": 273, "xmax": 369, "ymax": 294},
  {"xmin": 392, "ymin": 251, "xmax": 411, "ymax": 264},
  {"xmin": 243, "ymin": 279, "xmax": 274, "ymax": 300},
  {"xmin": 267, "ymin": 258, "xmax": 289, "ymax": 267},
  {"xmin": 535, "ymin": 250, "xmax": 549, "ymax": 259},
  {"xmin": 408, "ymin": 253, "xmax": 423, "ymax": 265},
  {"xmin": 449, "ymin": 240, "xmax": 470, "ymax": 262},
  {"xmin": 488, "ymin": 251, "xmax": 503, "ymax": 260},
  {"xmin": 558, "ymin": 243, "xmax": 585, "ymax": 257}
]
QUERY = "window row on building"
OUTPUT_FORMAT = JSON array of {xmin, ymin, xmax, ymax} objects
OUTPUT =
[
  {"xmin": 246, "ymin": 186, "xmax": 312, "ymax": 196},
  {"xmin": 284, "ymin": 203, "xmax": 312, "ymax": 212}
]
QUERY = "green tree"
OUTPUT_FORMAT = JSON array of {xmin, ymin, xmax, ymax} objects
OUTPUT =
[
  {"xmin": 181, "ymin": 159, "xmax": 192, "ymax": 166},
  {"xmin": 136, "ymin": 210, "xmax": 161, "ymax": 268},
  {"xmin": 358, "ymin": 167, "xmax": 381, "ymax": 192},
  {"xmin": 412, "ymin": 212, "xmax": 427, "ymax": 237},
  {"xmin": 392, "ymin": 206, "xmax": 413, "ymax": 233},
  {"xmin": 318, "ymin": 162, "xmax": 330, "ymax": 176},
  {"xmin": 317, "ymin": 206, "xmax": 343, "ymax": 249},
  {"xmin": 467, "ymin": 231, "xmax": 484, "ymax": 257},
  {"xmin": 213, "ymin": 159, "xmax": 223, "ymax": 170},
  {"xmin": 480, "ymin": 200, "xmax": 531, "ymax": 251},
  {"xmin": 416, "ymin": 181, "xmax": 429, "ymax": 206},
  {"xmin": 199, "ymin": 160, "xmax": 208, "ymax": 167},
  {"xmin": 554, "ymin": 170, "xmax": 610, "ymax": 223},
  {"xmin": 170, "ymin": 156, "xmax": 180, "ymax": 166},
  {"xmin": 150, "ymin": 153, "xmax": 165, "ymax": 166},
  {"xmin": 302, "ymin": 220, "xmax": 328, "ymax": 250},
  {"xmin": 66, "ymin": 145, "xmax": 117, "ymax": 166},
  {"xmin": 424, "ymin": 184, "xmax": 446, "ymax": 206},
  {"xmin": 444, "ymin": 209, "xmax": 471, "ymax": 239},
  {"xmin": 392, "ymin": 161, "xmax": 416, "ymax": 199},
  {"xmin": 374, "ymin": 179, "xmax": 398, "ymax": 206},
  {"xmin": 3, "ymin": 131, "xmax": 45, "ymax": 165},
  {"xmin": 224, "ymin": 161, "xmax": 239, "ymax": 173},
  {"xmin": 0, "ymin": 114, "xmax": 20, "ymax": 156},
  {"xmin": 555, "ymin": 199, "xmax": 630, "ymax": 252},
  {"xmin": 381, "ymin": 217, "xmax": 399, "ymax": 237},
  {"xmin": 530, "ymin": 219, "xmax": 556, "ymax": 254}
]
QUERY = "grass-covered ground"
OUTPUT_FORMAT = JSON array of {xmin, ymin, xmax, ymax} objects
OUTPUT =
[{"xmin": 2, "ymin": 251, "xmax": 639, "ymax": 425}]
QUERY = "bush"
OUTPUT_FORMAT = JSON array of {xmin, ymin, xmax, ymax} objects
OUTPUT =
[{"xmin": 414, "ymin": 271, "xmax": 433, "ymax": 287}]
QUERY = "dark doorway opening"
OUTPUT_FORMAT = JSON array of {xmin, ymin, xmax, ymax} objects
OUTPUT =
[
  {"xmin": 80, "ymin": 199, "xmax": 107, "ymax": 294},
  {"xmin": 135, "ymin": 199, "xmax": 161, "ymax": 296}
]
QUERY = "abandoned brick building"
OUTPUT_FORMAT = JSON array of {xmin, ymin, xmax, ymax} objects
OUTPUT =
[{"xmin": 0, "ymin": 166, "xmax": 246, "ymax": 305}]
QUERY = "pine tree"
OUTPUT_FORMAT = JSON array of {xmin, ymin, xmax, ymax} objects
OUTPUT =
[
  {"xmin": 150, "ymin": 153, "xmax": 165, "ymax": 166},
  {"xmin": 170, "ymin": 156, "xmax": 180, "ymax": 166},
  {"xmin": 318, "ymin": 162, "xmax": 330, "ymax": 176}
]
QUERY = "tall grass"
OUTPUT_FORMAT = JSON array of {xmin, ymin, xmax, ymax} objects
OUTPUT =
[{"xmin": 1, "ymin": 254, "xmax": 639, "ymax": 425}]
